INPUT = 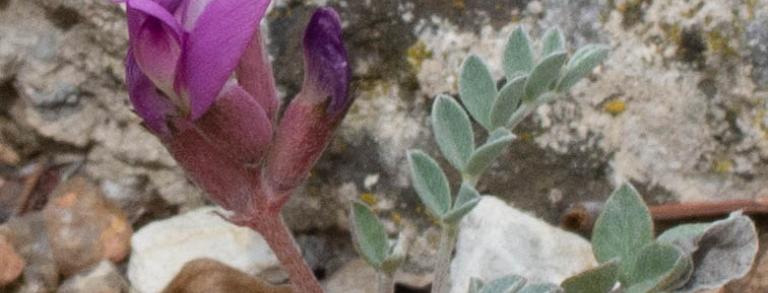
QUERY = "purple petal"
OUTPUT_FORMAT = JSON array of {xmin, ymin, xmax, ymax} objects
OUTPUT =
[
  {"xmin": 166, "ymin": 119, "xmax": 260, "ymax": 214},
  {"xmin": 125, "ymin": 51, "xmax": 173, "ymax": 136},
  {"xmin": 236, "ymin": 29, "xmax": 278, "ymax": 121},
  {"xmin": 177, "ymin": 0, "xmax": 216, "ymax": 31},
  {"xmin": 193, "ymin": 83, "xmax": 273, "ymax": 165},
  {"xmin": 301, "ymin": 8, "xmax": 350, "ymax": 113},
  {"xmin": 133, "ymin": 20, "xmax": 182, "ymax": 99},
  {"xmin": 176, "ymin": 0, "xmax": 270, "ymax": 120},
  {"xmin": 126, "ymin": 0, "xmax": 183, "ymax": 39},
  {"xmin": 126, "ymin": 0, "xmax": 184, "ymax": 101}
]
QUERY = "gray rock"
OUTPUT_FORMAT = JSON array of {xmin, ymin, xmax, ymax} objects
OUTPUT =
[
  {"xmin": 747, "ymin": 14, "xmax": 768, "ymax": 89},
  {"xmin": 450, "ymin": 196, "xmax": 596, "ymax": 293}
]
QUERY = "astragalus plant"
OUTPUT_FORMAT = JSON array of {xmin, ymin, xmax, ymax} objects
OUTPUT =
[
  {"xmin": 350, "ymin": 26, "xmax": 610, "ymax": 293},
  {"xmin": 117, "ymin": 0, "xmax": 350, "ymax": 291}
]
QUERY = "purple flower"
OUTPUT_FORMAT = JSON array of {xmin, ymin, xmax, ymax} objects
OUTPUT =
[{"xmin": 120, "ymin": 0, "xmax": 351, "ymax": 214}]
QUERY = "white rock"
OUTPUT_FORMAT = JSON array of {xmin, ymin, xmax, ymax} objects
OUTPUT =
[
  {"xmin": 450, "ymin": 196, "xmax": 597, "ymax": 293},
  {"xmin": 127, "ymin": 207, "xmax": 279, "ymax": 293}
]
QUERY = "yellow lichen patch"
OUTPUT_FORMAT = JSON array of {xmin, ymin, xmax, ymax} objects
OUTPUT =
[
  {"xmin": 681, "ymin": 2, "xmax": 704, "ymax": 19},
  {"xmin": 406, "ymin": 41, "xmax": 432, "ymax": 72},
  {"xmin": 706, "ymin": 30, "xmax": 738, "ymax": 58},
  {"xmin": 747, "ymin": 0, "xmax": 757, "ymax": 19},
  {"xmin": 751, "ymin": 109, "xmax": 768, "ymax": 139},
  {"xmin": 713, "ymin": 158, "xmax": 733, "ymax": 174},
  {"xmin": 616, "ymin": 0, "xmax": 649, "ymax": 27},
  {"xmin": 452, "ymin": 0, "xmax": 465, "ymax": 10},
  {"xmin": 660, "ymin": 22, "xmax": 682, "ymax": 45},
  {"xmin": 603, "ymin": 100, "xmax": 627, "ymax": 116},
  {"xmin": 390, "ymin": 211, "xmax": 402, "ymax": 226},
  {"xmin": 359, "ymin": 192, "xmax": 378, "ymax": 206},
  {"xmin": 518, "ymin": 132, "xmax": 534, "ymax": 143}
]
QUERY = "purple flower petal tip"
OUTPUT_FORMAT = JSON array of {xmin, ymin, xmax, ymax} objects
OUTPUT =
[
  {"xmin": 125, "ymin": 51, "xmax": 173, "ymax": 136},
  {"xmin": 303, "ymin": 7, "xmax": 350, "ymax": 113},
  {"xmin": 179, "ymin": 0, "xmax": 271, "ymax": 120}
]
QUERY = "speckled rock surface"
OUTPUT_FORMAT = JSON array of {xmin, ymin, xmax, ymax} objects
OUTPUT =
[{"xmin": 2, "ymin": 0, "xmax": 768, "ymax": 290}]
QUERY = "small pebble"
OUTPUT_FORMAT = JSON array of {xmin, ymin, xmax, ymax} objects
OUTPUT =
[
  {"xmin": 163, "ymin": 258, "xmax": 292, "ymax": 293},
  {"xmin": 527, "ymin": 1, "xmax": 544, "ymax": 15},
  {"xmin": 322, "ymin": 259, "xmax": 377, "ymax": 293},
  {"xmin": 2, "ymin": 213, "xmax": 59, "ymax": 292},
  {"xmin": 42, "ymin": 177, "xmax": 132, "ymax": 276},
  {"xmin": 0, "ymin": 235, "xmax": 25, "ymax": 286},
  {"xmin": 57, "ymin": 260, "xmax": 129, "ymax": 293}
]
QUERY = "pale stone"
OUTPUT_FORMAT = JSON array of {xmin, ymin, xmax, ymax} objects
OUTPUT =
[
  {"xmin": 58, "ymin": 261, "xmax": 129, "ymax": 293},
  {"xmin": 450, "ymin": 196, "xmax": 597, "ymax": 293},
  {"xmin": 128, "ymin": 207, "xmax": 279, "ymax": 293}
]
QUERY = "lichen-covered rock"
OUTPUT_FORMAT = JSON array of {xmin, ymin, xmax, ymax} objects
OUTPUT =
[
  {"xmin": 450, "ymin": 196, "xmax": 596, "ymax": 293},
  {"xmin": 3, "ymin": 0, "xmax": 768, "ymax": 290}
]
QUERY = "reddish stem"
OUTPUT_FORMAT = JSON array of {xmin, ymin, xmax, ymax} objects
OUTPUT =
[{"xmin": 248, "ymin": 212, "xmax": 322, "ymax": 293}]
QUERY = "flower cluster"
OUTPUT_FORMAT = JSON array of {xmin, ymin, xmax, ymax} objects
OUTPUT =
[{"xmin": 120, "ymin": 0, "xmax": 350, "ymax": 218}]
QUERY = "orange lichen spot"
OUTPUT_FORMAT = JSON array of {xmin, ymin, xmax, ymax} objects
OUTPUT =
[
  {"xmin": 603, "ymin": 100, "xmax": 627, "ymax": 116},
  {"xmin": 55, "ymin": 192, "xmax": 79, "ymax": 208},
  {"xmin": 390, "ymin": 211, "xmax": 402, "ymax": 226},
  {"xmin": 359, "ymin": 192, "xmax": 378, "ymax": 206},
  {"xmin": 518, "ymin": 132, "xmax": 534, "ymax": 143},
  {"xmin": 452, "ymin": 0, "xmax": 465, "ymax": 10}
]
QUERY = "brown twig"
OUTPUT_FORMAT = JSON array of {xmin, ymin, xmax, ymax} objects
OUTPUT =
[
  {"xmin": 560, "ymin": 198, "xmax": 768, "ymax": 234},
  {"xmin": 15, "ymin": 160, "xmax": 47, "ymax": 215},
  {"xmin": 649, "ymin": 198, "xmax": 768, "ymax": 221}
]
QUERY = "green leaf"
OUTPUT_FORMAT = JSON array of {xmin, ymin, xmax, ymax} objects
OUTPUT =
[
  {"xmin": 442, "ymin": 183, "xmax": 481, "ymax": 224},
  {"xmin": 624, "ymin": 243, "xmax": 692, "ymax": 293},
  {"xmin": 657, "ymin": 223, "xmax": 710, "ymax": 245},
  {"xmin": 407, "ymin": 150, "xmax": 451, "ymax": 217},
  {"xmin": 350, "ymin": 202, "xmax": 389, "ymax": 269},
  {"xmin": 479, "ymin": 275, "xmax": 526, "ymax": 293},
  {"xmin": 561, "ymin": 261, "xmax": 619, "ymax": 293},
  {"xmin": 380, "ymin": 233, "xmax": 407, "ymax": 274},
  {"xmin": 591, "ymin": 183, "xmax": 653, "ymax": 275},
  {"xmin": 518, "ymin": 283, "xmax": 564, "ymax": 293},
  {"xmin": 464, "ymin": 129, "xmax": 514, "ymax": 178},
  {"xmin": 674, "ymin": 212, "xmax": 758, "ymax": 293},
  {"xmin": 540, "ymin": 27, "xmax": 565, "ymax": 57},
  {"xmin": 460, "ymin": 55, "xmax": 497, "ymax": 129},
  {"xmin": 432, "ymin": 95, "xmax": 475, "ymax": 170},
  {"xmin": 556, "ymin": 45, "xmax": 609, "ymax": 92},
  {"xmin": 524, "ymin": 52, "xmax": 567, "ymax": 101},
  {"xmin": 503, "ymin": 27, "xmax": 535, "ymax": 80},
  {"xmin": 490, "ymin": 76, "xmax": 526, "ymax": 129}
]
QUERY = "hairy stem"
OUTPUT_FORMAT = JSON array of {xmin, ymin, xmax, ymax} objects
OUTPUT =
[
  {"xmin": 377, "ymin": 272, "xmax": 395, "ymax": 293},
  {"xmin": 432, "ymin": 224, "xmax": 459, "ymax": 293},
  {"xmin": 249, "ymin": 214, "xmax": 322, "ymax": 293}
]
